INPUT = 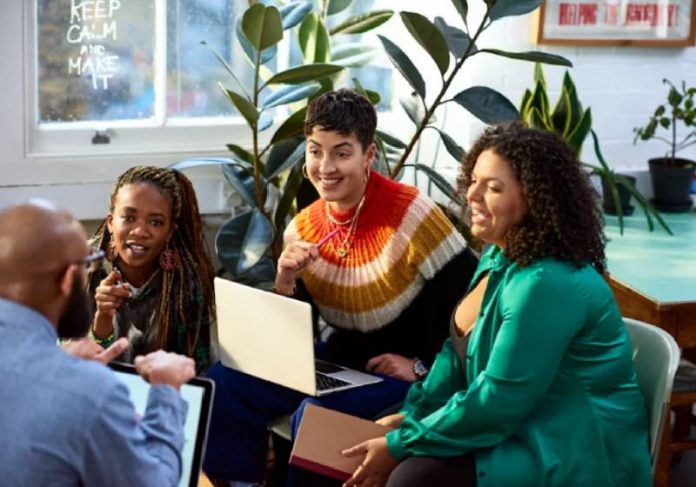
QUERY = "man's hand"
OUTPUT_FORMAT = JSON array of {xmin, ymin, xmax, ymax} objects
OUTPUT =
[
  {"xmin": 134, "ymin": 350, "xmax": 195, "ymax": 390},
  {"xmin": 366, "ymin": 354, "xmax": 416, "ymax": 382},
  {"xmin": 342, "ymin": 437, "xmax": 399, "ymax": 487},
  {"xmin": 376, "ymin": 413, "xmax": 405, "ymax": 430},
  {"xmin": 62, "ymin": 337, "xmax": 129, "ymax": 364}
]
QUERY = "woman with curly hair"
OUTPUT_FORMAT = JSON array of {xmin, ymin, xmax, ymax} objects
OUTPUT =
[
  {"xmin": 341, "ymin": 122, "xmax": 652, "ymax": 487},
  {"xmin": 87, "ymin": 166, "xmax": 215, "ymax": 373}
]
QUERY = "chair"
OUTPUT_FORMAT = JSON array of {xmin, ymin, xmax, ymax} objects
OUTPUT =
[
  {"xmin": 669, "ymin": 359, "xmax": 696, "ymax": 459},
  {"xmin": 623, "ymin": 317, "xmax": 680, "ymax": 484}
]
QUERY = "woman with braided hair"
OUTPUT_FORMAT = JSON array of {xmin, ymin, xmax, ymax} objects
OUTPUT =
[{"xmin": 87, "ymin": 166, "xmax": 215, "ymax": 372}]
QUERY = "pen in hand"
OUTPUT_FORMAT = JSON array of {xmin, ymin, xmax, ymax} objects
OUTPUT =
[{"xmin": 316, "ymin": 228, "xmax": 340, "ymax": 248}]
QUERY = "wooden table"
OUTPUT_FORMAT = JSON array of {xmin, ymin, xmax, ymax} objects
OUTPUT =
[{"xmin": 605, "ymin": 211, "xmax": 696, "ymax": 348}]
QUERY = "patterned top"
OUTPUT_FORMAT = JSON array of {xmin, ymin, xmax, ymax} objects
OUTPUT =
[
  {"xmin": 87, "ymin": 260, "xmax": 211, "ymax": 373},
  {"xmin": 285, "ymin": 172, "xmax": 476, "ymax": 369}
]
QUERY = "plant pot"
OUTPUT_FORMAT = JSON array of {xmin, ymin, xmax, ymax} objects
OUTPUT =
[
  {"xmin": 648, "ymin": 157, "xmax": 696, "ymax": 213},
  {"xmin": 602, "ymin": 175, "xmax": 635, "ymax": 216}
]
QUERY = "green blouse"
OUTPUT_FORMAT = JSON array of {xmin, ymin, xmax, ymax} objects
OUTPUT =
[{"xmin": 386, "ymin": 246, "xmax": 652, "ymax": 487}]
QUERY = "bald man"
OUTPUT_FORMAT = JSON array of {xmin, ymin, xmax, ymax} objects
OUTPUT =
[{"xmin": 0, "ymin": 201, "xmax": 196, "ymax": 486}]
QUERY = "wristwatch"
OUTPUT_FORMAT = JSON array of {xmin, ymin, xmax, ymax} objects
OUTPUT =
[{"xmin": 413, "ymin": 357, "xmax": 429, "ymax": 381}]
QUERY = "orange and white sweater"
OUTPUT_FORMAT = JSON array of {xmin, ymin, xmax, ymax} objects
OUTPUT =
[{"xmin": 284, "ymin": 172, "xmax": 476, "ymax": 368}]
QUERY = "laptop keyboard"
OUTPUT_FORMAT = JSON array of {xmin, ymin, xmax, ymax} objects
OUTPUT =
[{"xmin": 316, "ymin": 372, "xmax": 350, "ymax": 391}]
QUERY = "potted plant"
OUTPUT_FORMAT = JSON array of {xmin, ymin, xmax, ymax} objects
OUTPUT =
[
  {"xmin": 175, "ymin": 1, "xmax": 577, "ymax": 283},
  {"xmin": 520, "ymin": 64, "xmax": 670, "ymax": 235},
  {"xmin": 634, "ymin": 79, "xmax": 696, "ymax": 213}
]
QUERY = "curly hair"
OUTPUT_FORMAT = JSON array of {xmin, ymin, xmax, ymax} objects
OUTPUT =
[
  {"xmin": 458, "ymin": 121, "xmax": 606, "ymax": 272},
  {"xmin": 304, "ymin": 88, "xmax": 377, "ymax": 151},
  {"xmin": 92, "ymin": 166, "xmax": 215, "ymax": 357}
]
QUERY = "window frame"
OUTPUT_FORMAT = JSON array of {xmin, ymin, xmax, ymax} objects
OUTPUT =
[{"xmin": 24, "ymin": 0, "xmax": 281, "ymax": 158}]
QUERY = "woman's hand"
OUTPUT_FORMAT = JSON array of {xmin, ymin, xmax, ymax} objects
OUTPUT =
[
  {"xmin": 366, "ymin": 354, "xmax": 416, "ymax": 382},
  {"xmin": 275, "ymin": 240, "xmax": 318, "ymax": 295},
  {"xmin": 93, "ymin": 271, "xmax": 131, "ymax": 337},
  {"xmin": 376, "ymin": 413, "xmax": 405, "ymax": 430},
  {"xmin": 342, "ymin": 437, "xmax": 399, "ymax": 487}
]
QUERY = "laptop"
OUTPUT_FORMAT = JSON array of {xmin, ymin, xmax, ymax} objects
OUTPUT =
[
  {"xmin": 214, "ymin": 277, "xmax": 382, "ymax": 396},
  {"xmin": 109, "ymin": 362, "xmax": 215, "ymax": 487}
]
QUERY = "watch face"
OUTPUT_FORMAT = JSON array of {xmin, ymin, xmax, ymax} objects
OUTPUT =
[{"xmin": 414, "ymin": 360, "xmax": 428, "ymax": 379}]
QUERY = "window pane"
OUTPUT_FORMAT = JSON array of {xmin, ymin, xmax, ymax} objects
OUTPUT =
[
  {"xmin": 166, "ymin": 0, "xmax": 256, "ymax": 119},
  {"xmin": 37, "ymin": 0, "xmax": 156, "ymax": 123}
]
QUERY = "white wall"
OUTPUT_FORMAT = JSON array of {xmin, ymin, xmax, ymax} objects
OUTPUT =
[{"xmin": 2, "ymin": 1, "xmax": 695, "ymax": 217}]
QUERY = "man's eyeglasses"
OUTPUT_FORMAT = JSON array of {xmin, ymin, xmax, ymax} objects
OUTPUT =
[{"xmin": 81, "ymin": 249, "xmax": 105, "ymax": 272}]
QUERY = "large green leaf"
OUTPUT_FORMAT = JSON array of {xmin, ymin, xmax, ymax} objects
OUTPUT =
[
  {"xmin": 242, "ymin": 4, "xmax": 283, "ymax": 52},
  {"xmin": 262, "ymin": 83, "xmax": 321, "ymax": 111},
  {"xmin": 401, "ymin": 12, "xmax": 450, "ymax": 76},
  {"xmin": 274, "ymin": 163, "xmax": 305, "ymax": 232},
  {"xmin": 270, "ymin": 106, "xmax": 308, "ymax": 144},
  {"xmin": 266, "ymin": 138, "xmax": 306, "ymax": 179},
  {"xmin": 561, "ymin": 71, "xmax": 583, "ymax": 136},
  {"xmin": 452, "ymin": 0, "xmax": 469, "ymax": 25},
  {"xmin": 216, "ymin": 209, "xmax": 274, "ymax": 276},
  {"xmin": 352, "ymin": 77, "xmax": 381, "ymax": 106},
  {"xmin": 526, "ymin": 106, "xmax": 553, "ymax": 131},
  {"xmin": 330, "ymin": 10, "xmax": 394, "ymax": 34},
  {"xmin": 566, "ymin": 107, "xmax": 592, "ymax": 157},
  {"xmin": 488, "ymin": 0, "xmax": 542, "ymax": 21},
  {"xmin": 405, "ymin": 163, "xmax": 462, "ymax": 205},
  {"xmin": 550, "ymin": 90, "xmax": 572, "ymax": 136},
  {"xmin": 299, "ymin": 13, "xmax": 331, "ymax": 63},
  {"xmin": 378, "ymin": 35, "xmax": 426, "ymax": 100},
  {"xmin": 436, "ymin": 128, "xmax": 465, "ymax": 162},
  {"xmin": 219, "ymin": 84, "xmax": 259, "ymax": 126},
  {"xmin": 527, "ymin": 79, "xmax": 550, "ymax": 122},
  {"xmin": 225, "ymin": 144, "xmax": 254, "ymax": 164},
  {"xmin": 222, "ymin": 163, "xmax": 262, "ymax": 208},
  {"xmin": 434, "ymin": 17, "xmax": 476, "ymax": 58},
  {"xmin": 453, "ymin": 86, "xmax": 520, "ymax": 124},
  {"xmin": 258, "ymin": 112, "xmax": 274, "ymax": 132},
  {"xmin": 267, "ymin": 64, "xmax": 344, "ymax": 85},
  {"xmin": 279, "ymin": 1, "xmax": 313, "ymax": 30},
  {"xmin": 479, "ymin": 49, "xmax": 572, "ymax": 67},
  {"xmin": 376, "ymin": 129, "xmax": 407, "ymax": 149},
  {"xmin": 236, "ymin": 17, "xmax": 277, "ymax": 65},
  {"xmin": 327, "ymin": 0, "xmax": 352, "ymax": 16},
  {"xmin": 331, "ymin": 43, "xmax": 377, "ymax": 67}
]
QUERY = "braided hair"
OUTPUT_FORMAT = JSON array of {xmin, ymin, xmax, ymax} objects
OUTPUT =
[{"xmin": 92, "ymin": 166, "xmax": 215, "ymax": 357}]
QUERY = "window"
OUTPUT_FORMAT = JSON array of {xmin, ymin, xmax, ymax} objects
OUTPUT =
[
  {"xmin": 30, "ymin": 0, "xmax": 261, "ymax": 156},
  {"xmin": 28, "ymin": 0, "xmax": 393, "ymax": 157}
]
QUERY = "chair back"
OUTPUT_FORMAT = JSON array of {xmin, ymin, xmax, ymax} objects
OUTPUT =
[{"xmin": 623, "ymin": 317, "xmax": 680, "ymax": 471}]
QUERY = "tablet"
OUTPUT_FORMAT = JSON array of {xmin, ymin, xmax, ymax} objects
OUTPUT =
[{"xmin": 109, "ymin": 362, "xmax": 214, "ymax": 487}]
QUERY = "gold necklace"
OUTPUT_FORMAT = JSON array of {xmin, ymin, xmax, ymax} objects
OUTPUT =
[{"xmin": 327, "ymin": 195, "xmax": 366, "ymax": 258}]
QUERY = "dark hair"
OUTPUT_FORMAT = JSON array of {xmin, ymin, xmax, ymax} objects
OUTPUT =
[
  {"xmin": 93, "ymin": 166, "xmax": 215, "ymax": 354},
  {"xmin": 304, "ymin": 88, "xmax": 377, "ymax": 151},
  {"xmin": 459, "ymin": 121, "xmax": 606, "ymax": 272}
]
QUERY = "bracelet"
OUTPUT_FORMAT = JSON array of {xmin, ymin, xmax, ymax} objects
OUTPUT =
[
  {"xmin": 272, "ymin": 284, "xmax": 296, "ymax": 296},
  {"xmin": 89, "ymin": 325, "xmax": 114, "ymax": 347}
]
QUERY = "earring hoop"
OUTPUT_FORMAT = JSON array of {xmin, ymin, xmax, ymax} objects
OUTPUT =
[
  {"xmin": 301, "ymin": 163, "xmax": 309, "ymax": 179},
  {"xmin": 364, "ymin": 166, "xmax": 371, "ymax": 184}
]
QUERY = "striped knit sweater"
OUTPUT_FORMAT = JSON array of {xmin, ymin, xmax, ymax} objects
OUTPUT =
[{"xmin": 284, "ymin": 172, "xmax": 467, "ymax": 334}]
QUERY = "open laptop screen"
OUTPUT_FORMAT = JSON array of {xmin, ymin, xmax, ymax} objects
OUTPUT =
[{"xmin": 108, "ymin": 362, "xmax": 215, "ymax": 487}]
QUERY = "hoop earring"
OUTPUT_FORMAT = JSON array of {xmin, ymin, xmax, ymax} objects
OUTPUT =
[
  {"xmin": 106, "ymin": 241, "xmax": 117, "ymax": 262},
  {"xmin": 301, "ymin": 163, "xmax": 309, "ymax": 179},
  {"xmin": 159, "ymin": 244, "xmax": 176, "ymax": 271},
  {"xmin": 364, "ymin": 166, "xmax": 371, "ymax": 184}
]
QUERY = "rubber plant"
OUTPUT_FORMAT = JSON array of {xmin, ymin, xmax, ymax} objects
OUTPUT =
[{"xmin": 171, "ymin": 0, "xmax": 394, "ymax": 283}]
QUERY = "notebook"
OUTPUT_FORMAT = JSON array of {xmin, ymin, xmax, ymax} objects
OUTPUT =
[
  {"xmin": 214, "ymin": 277, "xmax": 382, "ymax": 396},
  {"xmin": 290, "ymin": 403, "xmax": 391, "ymax": 481},
  {"xmin": 108, "ymin": 362, "xmax": 215, "ymax": 487}
]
